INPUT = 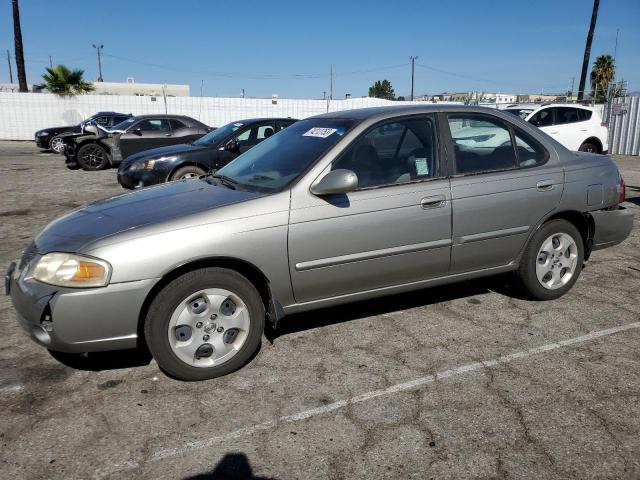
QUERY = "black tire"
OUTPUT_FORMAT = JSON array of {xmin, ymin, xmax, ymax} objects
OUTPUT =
[
  {"xmin": 578, "ymin": 141, "xmax": 599, "ymax": 154},
  {"xmin": 144, "ymin": 268, "xmax": 265, "ymax": 381},
  {"xmin": 516, "ymin": 219, "xmax": 584, "ymax": 300},
  {"xmin": 77, "ymin": 143, "xmax": 109, "ymax": 171},
  {"xmin": 49, "ymin": 135, "xmax": 65, "ymax": 154},
  {"xmin": 170, "ymin": 165, "xmax": 206, "ymax": 181}
]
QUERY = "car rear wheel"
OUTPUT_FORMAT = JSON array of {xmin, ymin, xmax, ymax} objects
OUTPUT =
[
  {"xmin": 516, "ymin": 219, "xmax": 584, "ymax": 300},
  {"xmin": 77, "ymin": 143, "xmax": 109, "ymax": 171},
  {"xmin": 578, "ymin": 141, "xmax": 599, "ymax": 153},
  {"xmin": 170, "ymin": 165, "xmax": 206, "ymax": 181},
  {"xmin": 49, "ymin": 136, "xmax": 65, "ymax": 154},
  {"xmin": 145, "ymin": 268, "xmax": 264, "ymax": 381}
]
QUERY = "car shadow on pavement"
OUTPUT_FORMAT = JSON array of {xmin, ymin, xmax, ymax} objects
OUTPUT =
[
  {"xmin": 48, "ymin": 347, "xmax": 152, "ymax": 371},
  {"xmin": 266, "ymin": 274, "xmax": 520, "ymax": 342},
  {"xmin": 184, "ymin": 452, "xmax": 274, "ymax": 480}
]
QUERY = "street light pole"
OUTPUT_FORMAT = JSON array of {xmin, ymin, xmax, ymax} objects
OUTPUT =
[
  {"xmin": 92, "ymin": 44, "xmax": 104, "ymax": 82},
  {"xmin": 6, "ymin": 50, "xmax": 13, "ymax": 84},
  {"xmin": 409, "ymin": 56, "xmax": 418, "ymax": 101}
]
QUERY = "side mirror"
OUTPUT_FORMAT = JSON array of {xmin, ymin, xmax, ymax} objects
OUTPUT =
[
  {"xmin": 133, "ymin": 128, "xmax": 143, "ymax": 136},
  {"xmin": 225, "ymin": 139, "xmax": 239, "ymax": 153},
  {"xmin": 310, "ymin": 169, "xmax": 358, "ymax": 195}
]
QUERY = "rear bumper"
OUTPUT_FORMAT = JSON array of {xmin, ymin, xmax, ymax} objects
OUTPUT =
[
  {"xmin": 7, "ymin": 262, "xmax": 158, "ymax": 353},
  {"xmin": 591, "ymin": 206, "xmax": 634, "ymax": 250}
]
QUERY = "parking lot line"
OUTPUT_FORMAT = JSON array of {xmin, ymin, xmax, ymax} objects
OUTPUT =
[{"xmin": 133, "ymin": 321, "xmax": 640, "ymax": 469}]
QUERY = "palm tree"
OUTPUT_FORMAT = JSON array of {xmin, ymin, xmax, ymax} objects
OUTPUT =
[
  {"xmin": 12, "ymin": 0, "xmax": 28, "ymax": 92},
  {"xmin": 37, "ymin": 65, "xmax": 95, "ymax": 96},
  {"xmin": 590, "ymin": 54, "xmax": 615, "ymax": 103},
  {"xmin": 577, "ymin": 0, "xmax": 600, "ymax": 101}
]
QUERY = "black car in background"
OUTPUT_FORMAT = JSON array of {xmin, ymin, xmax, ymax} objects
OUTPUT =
[
  {"xmin": 117, "ymin": 117, "xmax": 297, "ymax": 189},
  {"xmin": 62, "ymin": 114, "xmax": 211, "ymax": 171},
  {"xmin": 34, "ymin": 112, "xmax": 131, "ymax": 153}
]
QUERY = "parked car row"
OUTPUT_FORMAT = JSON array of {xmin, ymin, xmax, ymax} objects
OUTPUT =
[{"xmin": 12, "ymin": 104, "xmax": 632, "ymax": 380}]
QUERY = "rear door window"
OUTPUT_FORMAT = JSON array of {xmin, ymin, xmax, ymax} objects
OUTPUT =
[
  {"xmin": 577, "ymin": 109, "xmax": 592, "ymax": 121},
  {"xmin": 448, "ymin": 114, "xmax": 516, "ymax": 174},
  {"xmin": 555, "ymin": 107, "xmax": 581, "ymax": 125},
  {"xmin": 136, "ymin": 119, "xmax": 171, "ymax": 132},
  {"xmin": 169, "ymin": 119, "xmax": 188, "ymax": 130}
]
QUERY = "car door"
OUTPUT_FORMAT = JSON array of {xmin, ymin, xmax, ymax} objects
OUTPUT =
[
  {"xmin": 169, "ymin": 118, "xmax": 204, "ymax": 144},
  {"xmin": 288, "ymin": 114, "xmax": 452, "ymax": 303},
  {"xmin": 446, "ymin": 112, "xmax": 563, "ymax": 273},
  {"xmin": 119, "ymin": 118, "xmax": 173, "ymax": 158},
  {"xmin": 549, "ymin": 107, "xmax": 584, "ymax": 151}
]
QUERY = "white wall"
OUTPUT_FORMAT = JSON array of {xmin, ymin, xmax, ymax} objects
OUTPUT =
[{"xmin": 0, "ymin": 92, "xmax": 448, "ymax": 140}]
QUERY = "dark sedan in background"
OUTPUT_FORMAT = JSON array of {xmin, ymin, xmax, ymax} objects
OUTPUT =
[
  {"xmin": 117, "ymin": 117, "xmax": 296, "ymax": 189},
  {"xmin": 34, "ymin": 111, "xmax": 131, "ymax": 153},
  {"xmin": 62, "ymin": 114, "xmax": 211, "ymax": 171}
]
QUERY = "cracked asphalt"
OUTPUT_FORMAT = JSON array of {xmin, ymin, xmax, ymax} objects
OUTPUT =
[{"xmin": 0, "ymin": 141, "xmax": 639, "ymax": 480}]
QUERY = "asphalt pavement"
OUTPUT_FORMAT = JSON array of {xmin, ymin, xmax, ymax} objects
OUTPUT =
[{"xmin": 1, "ymin": 141, "xmax": 639, "ymax": 479}]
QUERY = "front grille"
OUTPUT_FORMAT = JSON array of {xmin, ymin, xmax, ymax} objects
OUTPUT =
[{"xmin": 19, "ymin": 242, "xmax": 37, "ymax": 270}]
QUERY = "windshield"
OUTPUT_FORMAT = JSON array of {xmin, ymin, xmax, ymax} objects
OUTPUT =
[
  {"xmin": 215, "ymin": 118, "xmax": 356, "ymax": 191},
  {"xmin": 504, "ymin": 108, "xmax": 534, "ymax": 120},
  {"xmin": 111, "ymin": 117, "xmax": 136, "ymax": 131},
  {"xmin": 194, "ymin": 122, "xmax": 244, "ymax": 146}
]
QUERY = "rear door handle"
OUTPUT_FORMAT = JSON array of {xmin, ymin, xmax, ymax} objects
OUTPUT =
[
  {"xmin": 165, "ymin": 133, "xmax": 172, "ymax": 136},
  {"xmin": 421, "ymin": 195, "xmax": 446, "ymax": 209},
  {"xmin": 536, "ymin": 180, "xmax": 554, "ymax": 191},
  {"xmin": 549, "ymin": 131, "xmax": 559, "ymax": 135}
]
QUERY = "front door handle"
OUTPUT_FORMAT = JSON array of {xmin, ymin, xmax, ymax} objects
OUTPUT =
[
  {"xmin": 536, "ymin": 180, "xmax": 554, "ymax": 191},
  {"xmin": 549, "ymin": 131, "xmax": 559, "ymax": 135},
  {"xmin": 421, "ymin": 195, "xmax": 446, "ymax": 209},
  {"xmin": 164, "ymin": 133, "xmax": 172, "ymax": 136}
]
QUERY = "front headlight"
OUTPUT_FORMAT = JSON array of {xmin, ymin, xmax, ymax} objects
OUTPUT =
[
  {"xmin": 128, "ymin": 159, "xmax": 156, "ymax": 172},
  {"xmin": 36, "ymin": 131, "xmax": 49, "ymax": 137},
  {"xmin": 31, "ymin": 253, "xmax": 111, "ymax": 288}
]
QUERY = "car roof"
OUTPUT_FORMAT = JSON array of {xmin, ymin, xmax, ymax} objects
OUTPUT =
[
  {"xmin": 505, "ymin": 103, "xmax": 595, "ymax": 111},
  {"xmin": 228, "ymin": 117, "xmax": 298, "ymax": 124},
  {"xmin": 311, "ymin": 104, "xmax": 513, "ymax": 122},
  {"xmin": 92, "ymin": 111, "xmax": 131, "ymax": 116}
]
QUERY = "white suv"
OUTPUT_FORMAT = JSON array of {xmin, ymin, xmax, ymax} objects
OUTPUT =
[{"xmin": 504, "ymin": 104, "xmax": 608, "ymax": 154}]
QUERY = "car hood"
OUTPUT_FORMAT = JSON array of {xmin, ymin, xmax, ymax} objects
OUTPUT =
[
  {"xmin": 36, "ymin": 125, "xmax": 80, "ymax": 135},
  {"xmin": 123, "ymin": 143, "xmax": 210, "ymax": 166},
  {"xmin": 35, "ymin": 178, "xmax": 265, "ymax": 253}
]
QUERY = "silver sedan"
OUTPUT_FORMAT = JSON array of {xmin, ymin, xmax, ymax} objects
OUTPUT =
[{"xmin": 7, "ymin": 105, "xmax": 633, "ymax": 380}]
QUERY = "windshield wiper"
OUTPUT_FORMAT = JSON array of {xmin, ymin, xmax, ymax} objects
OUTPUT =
[{"xmin": 208, "ymin": 173, "xmax": 237, "ymax": 190}]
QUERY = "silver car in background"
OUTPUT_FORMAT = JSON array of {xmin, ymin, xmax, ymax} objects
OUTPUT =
[{"xmin": 6, "ymin": 105, "xmax": 633, "ymax": 381}]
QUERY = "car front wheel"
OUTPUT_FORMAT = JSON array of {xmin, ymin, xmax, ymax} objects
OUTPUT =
[
  {"xmin": 49, "ymin": 136, "xmax": 65, "ymax": 154},
  {"xmin": 170, "ymin": 165, "xmax": 206, "ymax": 181},
  {"xmin": 77, "ymin": 143, "xmax": 109, "ymax": 171},
  {"xmin": 517, "ymin": 219, "xmax": 584, "ymax": 300},
  {"xmin": 145, "ymin": 268, "xmax": 265, "ymax": 381}
]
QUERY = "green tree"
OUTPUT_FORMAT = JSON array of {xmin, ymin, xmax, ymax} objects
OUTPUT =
[
  {"xmin": 368, "ymin": 80, "xmax": 395, "ymax": 100},
  {"xmin": 590, "ymin": 54, "xmax": 615, "ymax": 103},
  {"xmin": 37, "ymin": 65, "xmax": 95, "ymax": 96}
]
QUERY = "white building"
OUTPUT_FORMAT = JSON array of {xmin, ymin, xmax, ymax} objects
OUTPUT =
[{"xmin": 89, "ymin": 79, "xmax": 189, "ymax": 97}]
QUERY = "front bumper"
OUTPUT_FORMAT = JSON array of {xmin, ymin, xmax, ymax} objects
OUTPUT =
[
  {"xmin": 591, "ymin": 205, "xmax": 634, "ymax": 250},
  {"xmin": 35, "ymin": 136, "xmax": 50, "ymax": 148},
  {"xmin": 7, "ymin": 262, "xmax": 158, "ymax": 353},
  {"xmin": 117, "ymin": 167, "xmax": 167, "ymax": 189}
]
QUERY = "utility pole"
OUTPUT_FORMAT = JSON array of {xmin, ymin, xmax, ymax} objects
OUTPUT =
[
  {"xmin": 6, "ymin": 50, "xmax": 13, "ymax": 83},
  {"xmin": 92, "ymin": 44, "xmax": 104, "ymax": 82},
  {"xmin": 409, "ymin": 56, "xmax": 418, "ymax": 101},
  {"xmin": 329, "ymin": 64, "xmax": 333, "ymax": 100},
  {"xmin": 49, "ymin": 55, "xmax": 53, "ymax": 68}
]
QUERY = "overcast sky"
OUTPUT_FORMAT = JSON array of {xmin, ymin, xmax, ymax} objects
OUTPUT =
[{"xmin": 1, "ymin": 0, "xmax": 638, "ymax": 98}]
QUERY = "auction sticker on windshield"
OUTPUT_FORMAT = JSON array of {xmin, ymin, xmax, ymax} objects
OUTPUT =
[{"xmin": 303, "ymin": 128, "xmax": 337, "ymax": 138}]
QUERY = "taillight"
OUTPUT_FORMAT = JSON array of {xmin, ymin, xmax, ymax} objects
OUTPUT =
[
  {"xmin": 601, "ymin": 122, "xmax": 608, "ymax": 128},
  {"xmin": 619, "ymin": 177, "xmax": 626, "ymax": 204}
]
